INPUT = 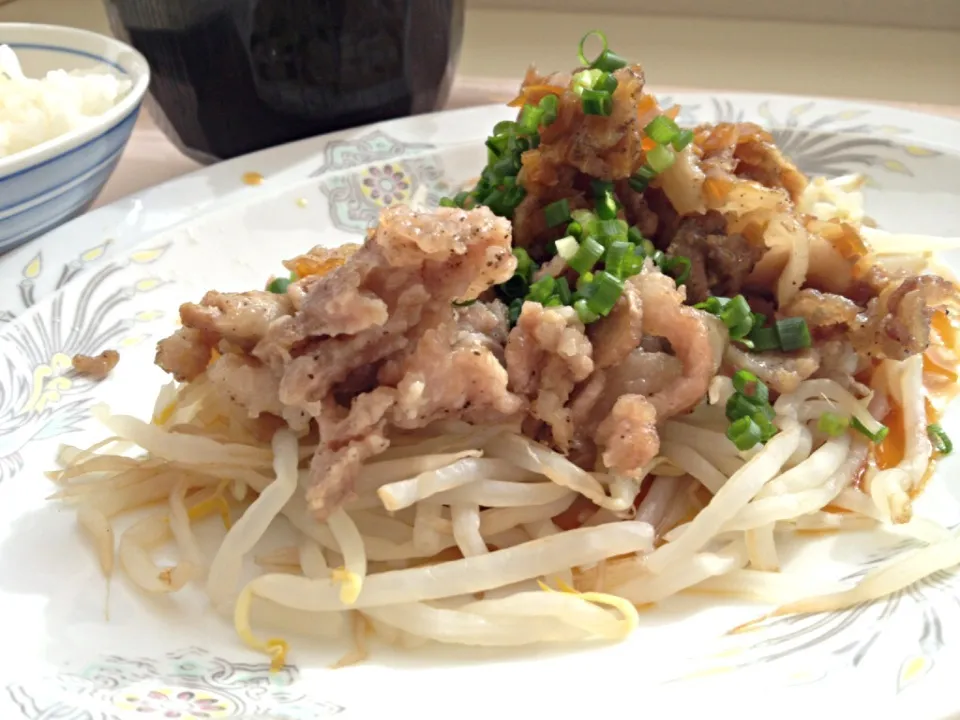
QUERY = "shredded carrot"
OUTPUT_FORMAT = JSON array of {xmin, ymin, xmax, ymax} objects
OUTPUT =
[
  {"xmin": 932, "ymin": 310, "xmax": 958, "ymax": 351},
  {"xmin": 925, "ymin": 396, "xmax": 938, "ymax": 425},
  {"xmin": 207, "ymin": 347, "xmax": 221, "ymax": 368},
  {"xmin": 636, "ymin": 94, "xmax": 656, "ymax": 116},
  {"xmin": 923, "ymin": 352, "xmax": 958, "ymax": 383},
  {"xmin": 641, "ymin": 136, "xmax": 657, "ymax": 152},
  {"xmin": 703, "ymin": 176, "xmax": 732, "ymax": 204},
  {"xmin": 508, "ymin": 84, "xmax": 566, "ymax": 108},
  {"xmin": 664, "ymin": 104, "xmax": 680, "ymax": 120},
  {"xmin": 293, "ymin": 254, "xmax": 347, "ymax": 279},
  {"xmin": 875, "ymin": 405, "xmax": 906, "ymax": 470}
]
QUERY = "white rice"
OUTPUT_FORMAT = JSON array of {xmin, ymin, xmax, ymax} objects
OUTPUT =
[{"xmin": 0, "ymin": 44, "xmax": 132, "ymax": 159}]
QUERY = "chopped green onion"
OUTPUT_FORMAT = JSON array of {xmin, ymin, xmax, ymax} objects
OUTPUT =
[
  {"xmin": 851, "ymin": 416, "xmax": 889, "ymax": 444},
  {"xmin": 590, "ymin": 179, "xmax": 614, "ymax": 196},
  {"xmin": 538, "ymin": 94, "xmax": 559, "ymax": 125},
  {"xmin": 567, "ymin": 221, "xmax": 583, "ymax": 239},
  {"xmin": 597, "ymin": 218, "xmax": 628, "ymax": 243},
  {"xmin": 640, "ymin": 238, "xmax": 656, "ymax": 256},
  {"xmin": 574, "ymin": 298, "xmax": 599, "ymax": 324},
  {"xmin": 582, "ymin": 89, "xmax": 613, "ymax": 116},
  {"xmin": 577, "ymin": 272, "xmax": 595, "ymax": 293},
  {"xmin": 732, "ymin": 369, "xmax": 769, "ymax": 405},
  {"xmin": 485, "ymin": 134, "xmax": 509, "ymax": 156},
  {"xmin": 595, "ymin": 189, "xmax": 619, "ymax": 220},
  {"xmin": 555, "ymin": 276, "xmax": 573, "ymax": 305},
  {"xmin": 569, "ymin": 235, "xmax": 605, "ymax": 274},
  {"xmin": 594, "ymin": 72, "xmax": 618, "ymax": 94},
  {"xmin": 928, "ymin": 423, "xmax": 953, "ymax": 455},
  {"xmin": 694, "ymin": 296, "xmax": 726, "ymax": 314},
  {"xmin": 452, "ymin": 299, "xmax": 477, "ymax": 307},
  {"xmin": 500, "ymin": 274, "xmax": 529, "ymax": 300},
  {"xmin": 718, "ymin": 295, "xmax": 754, "ymax": 340},
  {"xmin": 438, "ymin": 197, "xmax": 457, "ymax": 208},
  {"xmin": 555, "ymin": 236, "xmax": 580, "ymax": 261},
  {"xmin": 727, "ymin": 416, "xmax": 763, "ymax": 452},
  {"xmin": 571, "ymin": 212, "xmax": 599, "ymax": 239},
  {"xmin": 628, "ymin": 165, "xmax": 657, "ymax": 193},
  {"xmin": 508, "ymin": 298, "xmax": 524, "ymax": 326},
  {"xmin": 662, "ymin": 255, "xmax": 692, "ymax": 286},
  {"xmin": 775, "ymin": 317, "xmax": 812, "ymax": 351},
  {"xmin": 527, "ymin": 276, "xmax": 556, "ymax": 304},
  {"xmin": 627, "ymin": 226, "xmax": 645, "ymax": 247},
  {"xmin": 644, "ymin": 115, "xmax": 680, "ymax": 145},
  {"xmin": 646, "ymin": 143, "xmax": 676, "ymax": 173},
  {"xmin": 672, "ymin": 128, "xmax": 695, "ymax": 151},
  {"xmin": 572, "ymin": 68, "xmax": 603, "ymax": 96},
  {"xmin": 818, "ymin": 412, "xmax": 850, "ymax": 438},
  {"xmin": 267, "ymin": 277, "xmax": 290, "ymax": 294},
  {"xmin": 544, "ymin": 198, "xmax": 572, "ymax": 228},
  {"xmin": 512, "ymin": 247, "xmax": 534, "ymax": 280},
  {"xmin": 620, "ymin": 253, "xmax": 645, "ymax": 278},
  {"xmin": 544, "ymin": 296, "xmax": 563, "ymax": 307},
  {"xmin": 726, "ymin": 393, "xmax": 763, "ymax": 422},
  {"xmin": 604, "ymin": 241, "xmax": 632, "ymax": 279},
  {"xmin": 746, "ymin": 326, "xmax": 780, "ymax": 352},
  {"xmin": 518, "ymin": 104, "xmax": 545, "ymax": 134},
  {"xmin": 492, "ymin": 120, "xmax": 516, "ymax": 136},
  {"xmin": 752, "ymin": 412, "xmax": 778, "ymax": 442},
  {"xmin": 586, "ymin": 271, "xmax": 625, "ymax": 316},
  {"xmin": 578, "ymin": 30, "xmax": 609, "ymax": 67}
]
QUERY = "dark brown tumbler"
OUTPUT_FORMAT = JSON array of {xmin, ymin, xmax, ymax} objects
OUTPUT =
[{"xmin": 103, "ymin": 0, "xmax": 465, "ymax": 163}]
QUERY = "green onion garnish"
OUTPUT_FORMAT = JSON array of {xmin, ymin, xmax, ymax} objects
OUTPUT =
[
  {"xmin": 672, "ymin": 128, "xmax": 695, "ymax": 151},
  {"xmin": 500, "ymin": 274, "xmax": 529, "ymax": 300},
  {"xmin": 597, "ymin": 218, "xmax": 628, "ymax": 243},
  {"xmin": 646, "ymin": 143, "xmax": 676, "ymax": 173},
  {"xmin": 586, "ymin": 271, "xmax": 625, "ymax": 316},
  {"xmin": 577, "ymin": 271, "xmax": 595, "ymax": 293},
  {"xmin": 567, "ymin": 221, "xmax": 583, "ymax": 239},
  {"xmin": 818, "ymin": 412, "xmax": 850, "ymax": 437},
  {"xmin": 595, "ymin": 189, "xmax": 619, "ymax": 220},
  {"xmin": 538, "ymin": 94, "xmax": 559, "ymax": 125},
  {"xmin": 574, "ymin": 298, "xmax": 599, "ymax": 324},
  {"xmin": 628, "ymin": 165, "xmax": 657, "ymax": 193},
  {"xmin": 752, "ymin": 412, "xmax": 778, "ymax": 442},
  {"xmin": 604, "ymin": 241, "xmax": 632, "ymax": 279},
  {"xmin": 508, "ymin": 298, "xmax": 524, "ymax": 326},
  {"xmin": 928, "ymin": 423, "xmax": 953, "ymax": 455},
  {"xmin": 555, "ymin": 236, "xmax": 580, "ymax": 260},
  {"xmin": 594, "ymin": 71, "xmax": 618, "ymax": 94},
  {"xmin": 438, "ymin": 197, "xmax": 457, "ymax": 208},
  {"xmin": 644, "ymin": 115, "xmax": 680, "ymax": 145},
  {"xmin": 582, "ymin": 89, "xmax": 613, "ymax": 116},
  {"xmin": 695, "ymin": 296, "xmax": 726, "ymax": 314},
  {"xmin": 746, "ymin": 326, "xmax": 780, "ymax": 352},
  {"xmin": 577, "ymin": 30, "xmax": 629, "ymax": 73},
  {"xmin": 512, "ymin": 247, "xmax": 534, "ymax": 281},
  {"xmin": 267, "ymin": 277, "xmax": 290, "ymax": 294},
  {"xmin": 544, "ymin": 198, "xmax": 572, "ymax": 228},
  {"xmin": 851, "ymin": 416, "xmax": 890, "ymax": 444},
  {"xmin": 627, "ymin": 225, "xmax": 645, "ymax": 247},
  {"xmin": 662, "ymin": 255, "xmax": 692, "ymax": 286},
  {"xmin": 569, "ymin": 236, "xmax": 605, "ymax": 274},
  {"xmin": 527, "ymin": 276, "xmax": 556, "ymax": 304},
  {"xmin": 555, "ymin": 276, "xmax": 573, "ymax": 305},
  {"xmin": 718, "ymin": 295, "xmax": 754, "ymax": 340},
  {"xmin": 732, "ymin": 369, "xmax": 769, "ymax": 404},
  {"xmin": 727, "ymin": 416, "xmax": 763, "ymax": 452},
  {"xmin": 726, "ymin": 393, "xmax": 763, "ymax": 422},
  {"xmin": 518, "ymin": 104, "xmax": 545, "ymax": 133},
  {"xmin": 775, "ymin": 317, "xmax": 812, "ymax": 351}
]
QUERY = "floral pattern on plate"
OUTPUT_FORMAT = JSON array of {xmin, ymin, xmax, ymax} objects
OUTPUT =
[
  {"xmin": 0, "ymin": 241, "xmax": 170, "ymax": 484},
  {"xmin": 661, "ymin": 96, "xmax": 943, "ymax": 181},
  {"xmin": 4, "ymin": 647, "xmax": 345, "ymax": 719}
]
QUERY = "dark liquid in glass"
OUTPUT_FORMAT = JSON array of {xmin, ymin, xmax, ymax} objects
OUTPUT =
[{"xmin": 105, "ymin": 0, "xmax": 464, "ymax": 163}]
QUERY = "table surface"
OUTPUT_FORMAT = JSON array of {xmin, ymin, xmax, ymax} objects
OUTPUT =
[{"xmin": 93, "ymin": 76, "xmax": 960, "ymax": 213}]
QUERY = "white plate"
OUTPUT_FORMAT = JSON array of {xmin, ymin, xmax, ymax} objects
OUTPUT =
[{"xmin": 1, "ymin": 94, "xmax": 960, "ymax": 720}]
